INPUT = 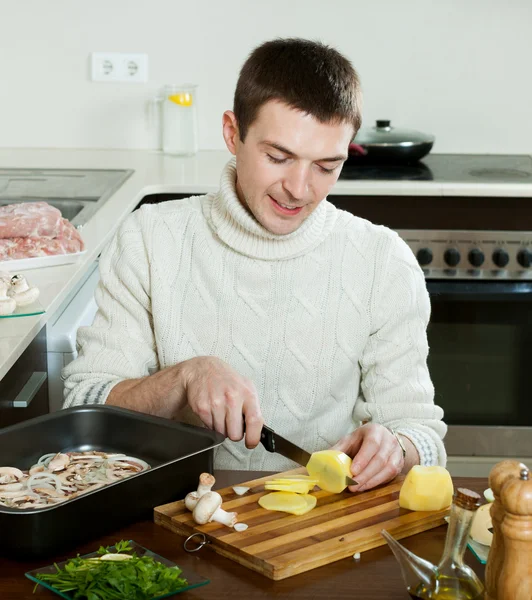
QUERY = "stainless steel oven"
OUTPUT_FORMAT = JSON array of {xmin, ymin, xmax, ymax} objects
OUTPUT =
[{"xmin": 333, "ymin": 154, "xmax": 532, "ymax": 475}]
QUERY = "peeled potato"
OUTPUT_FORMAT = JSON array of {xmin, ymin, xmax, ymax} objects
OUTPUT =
[
  {"xmin": 399, "ymin": 465, "xmax": 453, "ymax": 512},
  {"xmin": 306, "ymin": 450, "xmax": 353, "ymax": 493},
  {"xmin": 259, "ymin": 491, "xmax": 310, "ymax": 514}
]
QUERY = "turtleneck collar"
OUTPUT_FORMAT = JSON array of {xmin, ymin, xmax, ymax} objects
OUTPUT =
[{"xmin": 206, "ymin": 158, "xmax": 338, "ymax": 261}]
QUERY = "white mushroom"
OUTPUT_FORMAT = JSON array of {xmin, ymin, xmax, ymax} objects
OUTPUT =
[
  {"xmin": 192, "ymin": 491, "xmax": 238, "ymax": 527},
  {"xmin": 8, "ymin": 274, "xmax": 39, "ymax": 307},
  {"xmin": 0, "ymin": 281, "xmax": 16, "ymax": 316},
  {"xmin": 196, "ymin": 472, "xmax": 215, "ymax": 497},
  {"xmin": 0, "ymin": 467, "xmax": 25, "ymax": 481},
  {"xmin": 185, "ymin": 491, "xmax": 200, "ymax": 511},
  {"xmin": 47, "ymin": 453, "xmax": 70, "ymax": 472}
]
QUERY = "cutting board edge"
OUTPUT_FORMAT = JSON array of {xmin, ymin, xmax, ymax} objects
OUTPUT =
[{"xmin": 154, "ymin": 503, "xmax": 448, "ymax": 580}]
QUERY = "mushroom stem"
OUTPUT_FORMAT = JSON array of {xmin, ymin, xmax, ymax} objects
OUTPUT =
[
  {"xmin": 197, "ymin": 472, "xmax": 215, "ymax": 497},
  {"xmin": 211, "ymin": 506, "xmax": 238, "ymax": 527}
]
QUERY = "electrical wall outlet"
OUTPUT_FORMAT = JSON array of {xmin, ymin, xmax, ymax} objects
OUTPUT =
[{"xmin": 90, "ymin": 52, "xmax": 149, "ymax": 83}]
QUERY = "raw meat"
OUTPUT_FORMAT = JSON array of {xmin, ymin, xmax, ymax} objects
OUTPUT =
[
  {"xmin": 0, "ymin": 202, "xmax": 63, "ymax": 239},
  {"xmin": 0, "ymin": 219, "xmax": 84, "ymax": 261}
]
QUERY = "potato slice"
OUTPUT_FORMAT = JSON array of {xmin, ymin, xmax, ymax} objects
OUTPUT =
[
  {"xmin": 259, "ymin": 491, "xmax": 309, "ymax": 514},
  {"xmin": 264, "ymin": 481, "xmax": 315, "ymax": 494},
  {"xmin": 267, "ymin": 475, "xmax": 319, "ymax": 483},
  {"xmin": 399, "ymin": 465, "xmax": 453, "ymax": 511},
  {"xmin": 290, "ymin": 494, "xmax": 317, "ymax": 515},
  {"xmin": 306, "ymin": 450, "xmax": 353, "ymax": 493}
]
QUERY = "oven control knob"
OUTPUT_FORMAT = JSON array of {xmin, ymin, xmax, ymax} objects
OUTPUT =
[
  {"xmin": 444, "ymin": 248, "xmax": 461, "ymax": 267},
  {"xmin": 492, "ymin": 249, "xmax": 510, "ymax": 268},
  {"xmin": 416, "ymin": 248, "xmax": 433, "ymax": 266},
  {"xmin": 517, "ymin": 248, "xmax": 532, "ymax": 269},
  {"xmin": 468, "ymin": 248, "xmax": 485, "ymax": 268}
]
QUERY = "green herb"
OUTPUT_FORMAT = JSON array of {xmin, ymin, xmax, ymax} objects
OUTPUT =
[{"xmin": 33, "ymin": 540, "xmax": 188, "ymax": 599}]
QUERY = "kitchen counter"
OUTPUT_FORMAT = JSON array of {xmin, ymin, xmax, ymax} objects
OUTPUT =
[
  {"xmin": 1, "ymin": 472, "xmax": 487, "ymax": 599},
  {"xmin": 2, "ymin": 147, "xmax": 532, "ymax": 383}
]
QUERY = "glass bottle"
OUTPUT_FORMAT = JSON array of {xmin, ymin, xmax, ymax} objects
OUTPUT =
[
  {"xmin": 382, "ymin": 488, "xmax": 484, "ymax": 599},
  {"xmin": 156, "ymin": 84, "xmax": 198, "ymax": 156}
]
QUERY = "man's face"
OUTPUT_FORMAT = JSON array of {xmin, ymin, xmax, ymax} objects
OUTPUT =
[{"xmin": 224, "ymin": 101, "xmax": 354, "ymax": 235}]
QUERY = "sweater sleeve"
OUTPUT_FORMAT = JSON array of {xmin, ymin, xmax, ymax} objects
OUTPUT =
[
  {"xmin": 353, "ymin": 231, "xmax": 447, "ymax": 467},
  {"xmin": 62, "ymin": 208, "xmax": 158, "ymax": 408}
]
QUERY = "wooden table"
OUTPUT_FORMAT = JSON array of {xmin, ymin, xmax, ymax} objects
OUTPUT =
[{"xmin": 0, "ymin": 473, "xmax": 487, "ymax": 599}]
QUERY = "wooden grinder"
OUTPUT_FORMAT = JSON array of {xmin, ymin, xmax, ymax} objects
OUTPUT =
[
  {"xmin": 497, "ymin": 467, "xmax": 532, "ymax": 600},
  {"xmin": 484, "ymin": 460, "xmax": 528, "ymax": 600}
]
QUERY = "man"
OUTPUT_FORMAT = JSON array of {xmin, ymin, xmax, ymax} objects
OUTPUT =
[{"xmin": 64, "ymin": 38, "xmax": 446, "ymax": 492}]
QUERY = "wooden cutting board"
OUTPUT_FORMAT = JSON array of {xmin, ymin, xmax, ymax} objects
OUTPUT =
[{"xmin": 154, "ymin": 468, "xmax": 448, "ymax": 580}]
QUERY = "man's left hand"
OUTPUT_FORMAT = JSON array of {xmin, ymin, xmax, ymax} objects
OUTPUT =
[{"xmin": 333, "ymin": 423, "xmax": 409, "ymax": 492}]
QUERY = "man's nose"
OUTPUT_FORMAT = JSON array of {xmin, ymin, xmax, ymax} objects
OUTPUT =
[{"xmin": 282, "ymin": 163, "xmax": 309, "ymax": 201}]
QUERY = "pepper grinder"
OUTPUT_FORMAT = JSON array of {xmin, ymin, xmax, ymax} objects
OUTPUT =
[
  {"xmin": 497, "ymin": 467, "xmax": 532, "ymax": 600},
  {"xmin": 484, "ymin": 460, "xmax": 528, "ymax": 600}
]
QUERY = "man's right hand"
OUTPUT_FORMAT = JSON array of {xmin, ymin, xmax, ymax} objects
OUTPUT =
[
  {"xmin": 107, "ymin": 356, "xmax": 263, "ymax": 448},
  {"xmin": 178, "ymin": 356, "xmax": 264, "ymax": 449}
]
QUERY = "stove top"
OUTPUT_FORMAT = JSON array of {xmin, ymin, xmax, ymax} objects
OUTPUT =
[{"xmin": 339, "ymin": 154, "xmax": 532, "ymax": 183}]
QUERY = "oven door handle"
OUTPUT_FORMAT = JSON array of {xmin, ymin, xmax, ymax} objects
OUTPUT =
[
  {"xmin": 0, "ymin": 371, "xmax": 47, "ymax": 409},
  {"xmin": 427, "ymin": 279, "xmax": 532, "ymax": 300}
]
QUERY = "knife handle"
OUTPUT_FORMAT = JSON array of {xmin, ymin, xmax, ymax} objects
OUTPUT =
[
  {"xmin": 242, "ymin": 421, "xmax": 276, "ymax": 452},
  {"xmin": 260, "ymin": 425, "xmax": 276, "ymax": 453}
]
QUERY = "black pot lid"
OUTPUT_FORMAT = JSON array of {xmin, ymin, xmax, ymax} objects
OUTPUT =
[{"xmin": 353, "ymin": 120, "xmax": 435, "ymax": 147}]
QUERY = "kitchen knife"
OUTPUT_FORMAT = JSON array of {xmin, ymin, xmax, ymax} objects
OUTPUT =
[{"xmin": 259, "ymin": 424, "xmax": 358, "ymax": 487}]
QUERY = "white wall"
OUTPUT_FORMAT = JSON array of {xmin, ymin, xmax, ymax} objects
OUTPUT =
[{"xmin": 1, "ymin": 0, "xmax": 531, "ymax": 153}]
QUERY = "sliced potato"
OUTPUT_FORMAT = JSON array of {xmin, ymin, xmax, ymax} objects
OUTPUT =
[
  {"xmin": 306, "ymin": 450, "xmax": 353, "ymax": 493},
  {"xmin": 264, "ymin": 481, "xmax": 315, "ymax": 494},
  {"xmin": 259, "ymin": 491, "xmax": 310, "ymax": 514},
  {"xmin": 267, "ymin": 475, "xmax": 319, "ymax": 483},
  {"xmin": 290, "ymin": 494, "xmax": 317, "ymax": 515}
]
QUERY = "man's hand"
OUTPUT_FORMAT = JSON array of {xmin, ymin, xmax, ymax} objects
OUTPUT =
[
  {"xmin": 333, "ymin": 423, "xmax": 416, "ymax": 492},
  {"xmin": 180, "ymin": 356, "xmax": 264, "ymax": 449}
]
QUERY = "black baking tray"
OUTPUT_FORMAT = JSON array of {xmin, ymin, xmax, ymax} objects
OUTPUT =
[{"xmin": 0, "ymin": 405, "xmax": 225, "ymax": 560}]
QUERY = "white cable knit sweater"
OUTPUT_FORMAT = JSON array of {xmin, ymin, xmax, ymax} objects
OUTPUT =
[{"xmin": 63, "ymin": 159, "xmax": 447, "ymax": 471}]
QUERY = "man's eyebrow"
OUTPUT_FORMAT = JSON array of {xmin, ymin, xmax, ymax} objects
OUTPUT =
[{"xmin": 262, "ymin": 141, "xmax": 347, "ymax": 162}]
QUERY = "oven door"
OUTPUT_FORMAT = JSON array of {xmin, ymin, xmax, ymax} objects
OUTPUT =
[{"xmin": 426, "ymin": 279, "xmax": 532, "ymax": 461}]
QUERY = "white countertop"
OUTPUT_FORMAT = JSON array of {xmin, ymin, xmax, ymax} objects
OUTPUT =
[{"xmin": 2, "ymin": 147, "xmax": 532, "ymax": 382}]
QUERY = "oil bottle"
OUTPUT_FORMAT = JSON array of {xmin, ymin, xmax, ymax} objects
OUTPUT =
[{"xmin": 382, "ymin": 488, "xmax": 484, "ymax": 599}]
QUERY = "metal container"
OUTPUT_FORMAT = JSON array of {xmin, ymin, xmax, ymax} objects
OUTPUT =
[
  {"xmin": 351, "ymin": 119, "xmax": 435, "ymax": 161},
  {"xmin": 0, "ymin": 405, "xmax": 225, "ymax": 560}
]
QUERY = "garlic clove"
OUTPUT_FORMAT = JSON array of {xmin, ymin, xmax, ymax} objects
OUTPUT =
[
  {"xmin": 232, "ymin": 486, "xmax": 250, "ymax": 496},
  {"xmin": 234, "ymin": 522, "xmax": 249, "ymax": 532}
]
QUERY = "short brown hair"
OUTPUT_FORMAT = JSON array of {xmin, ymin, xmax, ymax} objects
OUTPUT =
[{"xmin": 234, "ymin": 38, "xmax": 362, "ymax": 142}]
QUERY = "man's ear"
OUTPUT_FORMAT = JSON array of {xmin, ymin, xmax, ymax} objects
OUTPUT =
[{"xmin": 222, "ymin": 110, "xmax": 240, "ymax": 155}]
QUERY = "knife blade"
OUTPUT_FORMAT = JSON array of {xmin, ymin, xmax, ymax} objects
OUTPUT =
[{"xmin": 259, "ymin": 424, "xmax": 358, "ymax": 487}]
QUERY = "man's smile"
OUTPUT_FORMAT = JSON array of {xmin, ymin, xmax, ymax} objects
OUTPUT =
[{"xmin": 269, "ymin": 195, "xmax": 304, "ymax": 215}]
